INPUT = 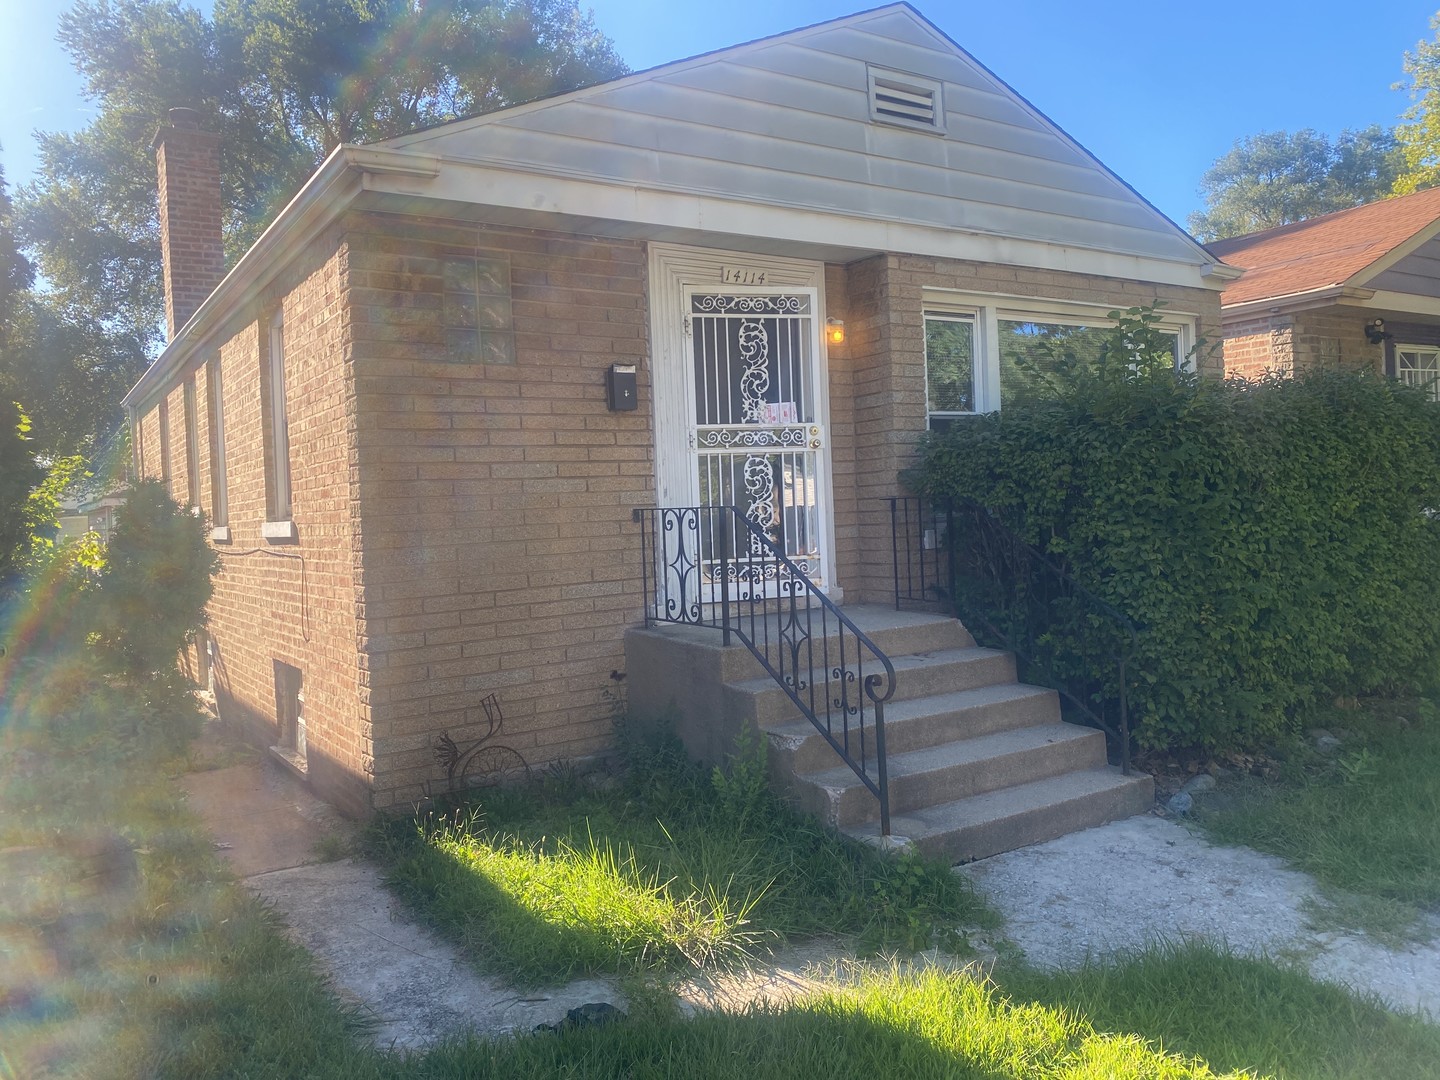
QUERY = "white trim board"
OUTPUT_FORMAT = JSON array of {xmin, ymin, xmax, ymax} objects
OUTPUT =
[{"xmin": 647, "ymin": 243, "xmax": 840, "ymax": 595}]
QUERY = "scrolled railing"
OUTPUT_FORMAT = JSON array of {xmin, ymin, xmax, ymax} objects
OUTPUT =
[
  {"xmin": 633, "ymin": 505, "xmax": 897, "ymax": 834},
  {"xmin": 888, "ymin": 496, "xmax": 1138, "ymax": 775}
]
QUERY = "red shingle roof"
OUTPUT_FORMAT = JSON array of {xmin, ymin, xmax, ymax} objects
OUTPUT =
[{"xmin": 1207, "ymin": 187, "xmax": 1440, "ymax": 307}]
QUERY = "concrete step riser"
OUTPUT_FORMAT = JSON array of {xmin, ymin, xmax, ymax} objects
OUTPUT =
[
  {"xmin": 767, "ymin": 690, "xmax": 1060, "ymax": 776},
  {"xmin": 733, "ymin": 651, "xmax": 1018, "ymax": 727},
  {"xmin": 714, "ymin": 619, "xmax": 973, "ymax": 683},
  {"xmin": 793, "ymin": 728, "xmax": 1109, "ymax": 827},
  {"xmin": 909, "ymin": 778, "xmax": 1153, "ymax": 863}
]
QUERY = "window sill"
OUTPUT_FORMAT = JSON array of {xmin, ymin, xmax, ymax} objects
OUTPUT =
[
  {"xmin": 262, "ymin": 519, "xmax": 298, "ymax": 543},
  {"xmin": 211, "ymin": 525, "xmax": 231, "ymax": 544},
  {"xmin": 268, "ymin": 745, "xmax": 308, "ymax": 779}
]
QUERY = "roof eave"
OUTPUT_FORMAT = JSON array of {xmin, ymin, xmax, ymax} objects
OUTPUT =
[{"xmin": 1220, "ymin": 284, "xmax": 1377, "ymax": 318}]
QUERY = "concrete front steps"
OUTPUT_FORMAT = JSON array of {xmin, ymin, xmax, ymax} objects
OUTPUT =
[{"xmin": 624, "ymin": 605, "xmax": 1152, "ymax": 863}]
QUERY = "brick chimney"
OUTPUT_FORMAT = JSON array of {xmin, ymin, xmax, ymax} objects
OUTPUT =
[{"xmin": 154, "ymin": 107, "xmax": 224, "ymax": 339}]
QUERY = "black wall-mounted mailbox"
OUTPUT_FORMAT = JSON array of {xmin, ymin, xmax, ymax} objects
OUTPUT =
[{"xmin": 606, "ymin": 363, "xmax": 638, "ymax": 411}]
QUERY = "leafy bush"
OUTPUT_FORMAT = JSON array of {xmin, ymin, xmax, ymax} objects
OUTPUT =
[
  {"xmin": 908, "ymin": 308, "xmax": 1440, "ymax": 752},
  {"xmin": 90, "ymin": 479, "xmax": 219, "ymax": 676},
  {"xmin": 2, "ymin": 652, "xmax": 204, "ymax": 761}
]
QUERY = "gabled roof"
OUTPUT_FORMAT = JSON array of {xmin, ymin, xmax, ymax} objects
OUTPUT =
[
  {"xmin": 1207, "ymin": 187, "xmax": 1440, "ymax": 308},
  {"xmin": 377, "ymin": 2, "xmax": 1216, "ymax": 270},
  {"xmin": 126, "ymin": 4, "xmax": 1228, "ymax": 413}
]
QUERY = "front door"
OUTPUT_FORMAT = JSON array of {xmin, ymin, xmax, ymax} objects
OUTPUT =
[{"xmin": 684, "ymin": 286, "xmax": 829, "ymax": 599}]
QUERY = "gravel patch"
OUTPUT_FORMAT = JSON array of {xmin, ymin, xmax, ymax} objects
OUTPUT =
[{"xmin": 963, "ymin": 813, "xmax": 1440, "ymax": 1017}]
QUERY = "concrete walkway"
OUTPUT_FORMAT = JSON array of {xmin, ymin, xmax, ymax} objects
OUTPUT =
[
  {"xmin": 180, "ymin": 722, "xmax": 1440, "ymax": 1047},
  {"xmin": 963, "ymin": 812, "xmax": 1440, "ymax": 1018},
  {"xmin": 178, "ymin": 725, "xmax": 621, "ymax": 1048}
]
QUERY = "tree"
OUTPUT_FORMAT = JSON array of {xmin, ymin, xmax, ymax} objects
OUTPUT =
[
  {"xmin": 1396, "ymin": 11, "xmax": 1440, "ymax": 194},
  {"xmin": 0, "ymin": 160, "xmax": 34, "ymax": 350},
  {"xmin": 1188, "ymin": 127, "xmax": 1404, "ymax": 241},
  {"xmin": 0, "ymin": 402, "xmax": 46, "ymax": 597},
  {"xmin": 12, "ymin": 0, "xmax": 627, "ymax": 454},
  {"xmin": 22, "ymin": 0, "xmax": 626, "ymax": 316}
]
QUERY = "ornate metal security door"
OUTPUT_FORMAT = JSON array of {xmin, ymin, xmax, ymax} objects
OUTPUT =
[{"xmin": 687, "ymin": 289, "xmax": 827, "ymax": 599}]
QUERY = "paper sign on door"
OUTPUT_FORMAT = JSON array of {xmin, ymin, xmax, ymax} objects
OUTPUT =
[{"xmin": 761, "ymin": 401, "xmax": 798, "ymax": 424}]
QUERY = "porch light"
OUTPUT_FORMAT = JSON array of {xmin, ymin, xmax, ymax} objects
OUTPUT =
[{"xmin": 825, "ymin": 318, "xmax": 845, "ymax": 345}]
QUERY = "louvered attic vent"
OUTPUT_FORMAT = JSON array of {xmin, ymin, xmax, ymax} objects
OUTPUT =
[{"xmin": 868, "ymin": 67, "xmax": 944, "ymax": 133}]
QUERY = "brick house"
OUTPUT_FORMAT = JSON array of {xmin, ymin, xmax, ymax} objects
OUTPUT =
[
  {"xmin": 123, "ymin": 5, "xmax": 1232, "ymax": 842},
  {"xmin": 1209, "ymin": 186, "xmax": 1440, "ymax": 391}
]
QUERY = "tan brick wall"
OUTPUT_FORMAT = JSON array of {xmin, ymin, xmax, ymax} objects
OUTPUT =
[
  {"xmin": 832, "ymin": 253, "xmax": 1223, "ymax": 604},
  {"xmin": 1291, "ymin": 307, "xmax": 1384, "ymax": 375},
  {"xmin": 133, "ymin": 207, "xmax": 1223, "ymax": 814},
  {"xmin": 1220, "ymin": 306, "xmax": 1384, "ymax": 380},
  {"xmin": 342, "ymin": 212, "xmax": 653, "ymax": 809},
  {"xmin": 824, "ymin": 263, "xmax": 861, "ymax": 601},
  {"xmin": 135, "ymin": 226, "xmax": 371, "ymax": 816}
]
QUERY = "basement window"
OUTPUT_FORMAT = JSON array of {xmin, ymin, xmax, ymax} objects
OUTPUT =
[
  {"xmin": 271, "ymin": 660, "xmax": 306, "ymax": 772},
  {"xmin": 868, "ymin": 66, "xmax": 944, "ymax": 133}
]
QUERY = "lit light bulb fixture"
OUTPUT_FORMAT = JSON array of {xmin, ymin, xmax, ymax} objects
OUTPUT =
[{"xmin": 825, "ymin": 318, "xmax": 845, "ymax": 345}]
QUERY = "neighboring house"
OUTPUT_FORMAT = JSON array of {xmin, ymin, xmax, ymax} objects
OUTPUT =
[
  {"xmin": 56, "ymin": 487, "xmax": 127, "ymax": 543},
  {"xmin": 122, "ymin": 4, "xmax": 1231, "ymax": 827},
  {"xmin": 1208, "ymin": 186, "xmax": 1440, "ymax": 394}
]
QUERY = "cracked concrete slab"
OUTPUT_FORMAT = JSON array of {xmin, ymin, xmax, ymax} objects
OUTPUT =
[
  {"xmin": 963, "ymin": 813, "xmax": 1440, "ymax": 1018},
  {"xmin": 179, "ymin": 725, "xmax": 622, "ymax": 1048},
  {"xmin": 249, "ymin": 859, "xmax": 621, "ymax": 1048}
]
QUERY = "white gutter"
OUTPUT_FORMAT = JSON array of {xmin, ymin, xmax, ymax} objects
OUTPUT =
[
  {"xmin": 1219, "ymin": 284, "xmax": 1377, "ymax": 318},
  {"xmin": 122, "ymin": 145, "xmax": 441, "ymax": 414}
]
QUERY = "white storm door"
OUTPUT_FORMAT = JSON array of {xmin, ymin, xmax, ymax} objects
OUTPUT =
[{"xmin": 685, "ymin": 287, "xmax": 829, "ymax": 600}]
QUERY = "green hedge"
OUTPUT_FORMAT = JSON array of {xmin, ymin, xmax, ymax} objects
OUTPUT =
[{"xmin": 908, "ymin": 335, "xmax": 1440, "ymax": 752}]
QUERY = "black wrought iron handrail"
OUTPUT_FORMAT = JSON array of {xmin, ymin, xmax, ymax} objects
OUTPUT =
[
  {"xmin": 888, "ymin": 496, "xmax": 1139, "ymax": 775},
  {"xmin": 633, "ymin": 505, "xmax": 897, "ymax": 834}
]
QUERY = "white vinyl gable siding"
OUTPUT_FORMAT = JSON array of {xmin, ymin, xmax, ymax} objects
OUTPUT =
[{"xmin": 381, "ymin": 6, "xmax": 1202, "ymax": 268}]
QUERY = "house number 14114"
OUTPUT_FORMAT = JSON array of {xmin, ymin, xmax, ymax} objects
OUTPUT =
[{"xmin": 721, "ymin": 266, "xmax": 768, "ymax": 286}]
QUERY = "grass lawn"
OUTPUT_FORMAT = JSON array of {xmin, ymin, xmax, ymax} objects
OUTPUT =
[
  {"xmin": 366, "ymin": 726, "xmax": 997, "ymax": 984},
  {"xmin": 6, "ymin": 675, "xmax": 1440, "ymax": 1079},
  {"xmin": 1193, "ymin": 695, "xmax": 1440, "ymax": 941}
]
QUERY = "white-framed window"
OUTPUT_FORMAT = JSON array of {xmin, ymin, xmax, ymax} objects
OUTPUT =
[
  {"xmin": 206, "ymin": 356, "xmax": 228, "ymax": 531},
  {"xmin": 924, "ymin": 309, "xmax": 980, "ymax": 428},
  {"xmin": 1396, "ymin": 344, "xmax": 1440, "ymax": 402},
  {"xmin": 182, "ymin": 377, "xmax": 200, "ymax": 509},
  {"xmin": 923, "ymin": 293, "xmax": 1196, "ymax": 427},
  {"xmin": 266, "ymin": 311, "xmax": 292, "ymax": 522},
  {"xmin": 158, "ymin": 399, "xmax": 172, "ymax": 494}
]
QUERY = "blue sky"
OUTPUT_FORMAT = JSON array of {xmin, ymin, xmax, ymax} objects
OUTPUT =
[{"xmin": 1, "ymin": 1, "xmax": 1434, "ymax": 228}]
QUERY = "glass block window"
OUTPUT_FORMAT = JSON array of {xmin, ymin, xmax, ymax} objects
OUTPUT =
[{"xmin": 443, "ymin": 256, "xmax": 515, "ymax": 364}]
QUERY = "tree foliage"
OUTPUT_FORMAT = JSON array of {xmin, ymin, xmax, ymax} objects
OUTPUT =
[
  {"xmin": 1397, "ymin": 11, "xmax": 1440, "ymax": 194},
  {"xmin": 22, "ymin": 0, "xmax": 626, "ymax": 316},
  {"xmin": 1189, "ymin": 127, "xmax": 1404, "ymax": 241},
  {"xmin": 9, "ymin": 0, "xmax": 627, "ymax": 458},
  {"xmin": 0, "ymin": 402, "xmax": 47, "ymax": 596}
]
